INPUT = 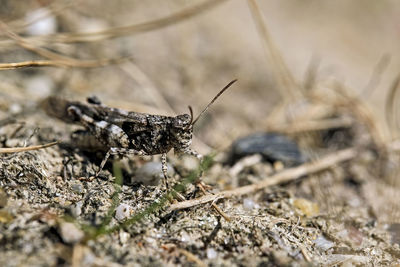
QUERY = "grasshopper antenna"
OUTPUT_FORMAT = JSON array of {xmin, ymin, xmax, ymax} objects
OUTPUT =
[
  {"xmin": 191, "ymin": 79, "xmax": 237, "ymax": 126},
  {"xmin": 188, "ymin": 105, "xmax": 194, "ymax": 125}
]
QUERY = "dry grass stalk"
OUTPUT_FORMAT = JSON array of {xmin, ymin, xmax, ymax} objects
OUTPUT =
[
  {"xmin": 169, "ymin": 147, "xmax": 357, "ymax": 211},
  {"xmin": 178, "ymin": 248, "xmax": 207, "ymax": 267},
  {"xmin": 197, "ymin": 182, "xmax": 231, "ymax": 221},
  {"xmin": 0, "ymin": 21, "xmax": 128, "ymax": 68},
  {"xmin": 0, "ymin": 0, "xmax": 228, "ymax": 47},
  {"xmin": 119, "ymin": 61, "xmax": 176, "ymax": 115},
  {"xmin": 246, "ymin": 0, "xmax": 299, "ymax": 101},
  {"xmin": 0, "ymin": 141, "xmax": 58, "ymax": 153},
  {"xmin": 266, "ymin": 117, "xmax": 354, "ymax": 134},
  {"xmin": 0, "ymin": 60, "xmax": 64, "ymax": 69},
  {"xmin": 331, "ymin": 82, "xmax": 385, "ymax": 147},
  {"xmin": 385, "ymin": 73, "xmax": 400, "ymax": 140}
]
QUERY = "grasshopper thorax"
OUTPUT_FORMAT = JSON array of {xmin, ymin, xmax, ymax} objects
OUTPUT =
[{"xmin": 172, "ymin": 114, "xmax": 193, "ymax": 153}]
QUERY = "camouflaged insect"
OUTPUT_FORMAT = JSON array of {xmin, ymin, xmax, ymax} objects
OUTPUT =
[{"xmin": 42, "ymin": 80, "xmax": 237, "ymax": 186}]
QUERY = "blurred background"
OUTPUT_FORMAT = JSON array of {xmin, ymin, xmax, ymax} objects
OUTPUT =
[{"xmin": 1, "ymin": 0, "xmax": 399, "ymax": 153}]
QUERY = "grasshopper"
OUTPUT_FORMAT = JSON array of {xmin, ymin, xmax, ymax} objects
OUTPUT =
[{"xmin": 42, "ymin": 80, "xmax": 237, "ymax": 186}]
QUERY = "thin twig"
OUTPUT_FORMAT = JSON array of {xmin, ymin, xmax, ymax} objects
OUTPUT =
[
  {"xmin": 177, "ymin": 248, "xmax": 207, "ymax": 267},
  {"xmin": 169, "ymin": 147, "xmax": 357, "ymax": 211},
  {"xmin": 197, "ymin": 182, "xmax": 231, "ymax": 221},
  {"xmin": 0, "ymin": 60, "xmax": 64, "ymax": 69},
  {"xmin": 0, "ymin": 141, "xmax": 59, "ymax": 153}
]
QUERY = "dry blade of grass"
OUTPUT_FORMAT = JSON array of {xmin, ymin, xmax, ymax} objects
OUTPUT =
[
  {"xmin": 331, "ymin": 81, "xmax": 386, "ymax": 147},
  {"xmin": 0, "ymin": 21, "xmax": 129, "ymax": 68},
  {"xmin": 0, "ymin": 57, "xmax": 128, "ymax": 69},
  {"xmin": 0, "ymin": 60, "xmax": 64, "ymax": 69},
  {"xmin": 385, "ymin": 73, "xmax": 400, "ymax": 140},
  {"xmin": 360, "ymin": 54, "xmax": 390, "ymax": 99},
  {"xmin": 197, "ymin": 182, "xmax": 231, "ymax": 221},
  {"xmin": 246, "ymin": 0, "xmax": 299, "ymax": 101},
  {"xmin": 119, "ymin": 61, "xmax": 176, "ymax": 115},
  {"xmin": 169, "ymin": 147, "xmax": 357, "ymax": 211},
  {"xmin": 0, "ymin": 0, "xmax": 228, "ymax": 47},
  {"xmin": 178, "ymin": 248, "xmax": 207, "ymax": 267},
  {"xmin": 0, "ymin": 141, "xmax": 58, "ymax": 153},
  {"xmin": 266, "ymin": 117, "xmax": 354, "ymax": 134}
]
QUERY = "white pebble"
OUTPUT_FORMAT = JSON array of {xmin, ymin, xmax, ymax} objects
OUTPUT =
[
  {"xmin": 314, "ymin": 235, "xmax": 335, "ymax": 251},
  {"xmin": 180, "ymin": 231, "xmax": 191, "ymax": 243},
  {"xmin": 25, "ymin": 76, "xmax": 53, "ymax": 97},
  {"xmin": 70, "ymin": 201, "xmax": 83, "ymax": 217},
  {"xmin": 243, "ymin": 198, "xmax": 256, "ymax": 210},
  {"xmin": 25, "ymin": 8, "xmax": 57, "ymax": 36},
  {"xmin": 9, "ymin": 103, "xmax": 22, "ymax": 114},
  {"xmin": 115, "ymin": 203, "xmax": 131, "ymax": 221},
  {"xmin": 119, "ymin": 230, "xmax": 130, "ymax": 244},
  {"xmin": 135, "ymin": 162, "xmax": 174, "ymax": 186},
  {"xmin": 59, "ymin": 222, "xmax": 84, "ymax": 244},
  {"xmin": 206, "ymin": 248, "xmax": 217, "ymax": 259}
]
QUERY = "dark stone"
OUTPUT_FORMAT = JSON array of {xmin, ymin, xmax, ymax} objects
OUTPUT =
[{"xmin": 229, "ymin": 132, "xmax": 306, "ymax": 166}]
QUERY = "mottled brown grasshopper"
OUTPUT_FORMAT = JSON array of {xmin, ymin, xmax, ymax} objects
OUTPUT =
[{"xmin": 42, "ymin": 80, "xmax": 237, "ymax": 186}]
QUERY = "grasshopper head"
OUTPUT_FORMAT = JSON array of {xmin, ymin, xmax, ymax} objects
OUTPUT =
[
  {"xmin": 172, "ymin": 113, "xmax": 193, "ymax": 153},
  {"xmin": 172, "ymin": 79, "xmax": 237, "ymax": 154}
]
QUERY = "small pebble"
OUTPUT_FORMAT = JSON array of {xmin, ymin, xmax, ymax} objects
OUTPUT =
[
  {"xmin": 243, "ymin": 198, "xmax": 260, "ymax": 210},
  {"xmin": 59, "ymin": 222, "xmax": 84, "ymax": 244},
  {"xmin": 206, "ymin": 248, "xmax": 217, "ymax": 259},
  {"xmin": 82, "ymin": 249, "xmax": 96, "ymax": 266},
  {"xmin": 134, "ymin": 162, "xmax": 174, "ymax": 186},
  {"xmin": 230, "ymin": 132, "xmax": 306, "ymax": 166},
  {"xmin": 293, "ymin": 198, "xmax": 319, "ymax": 217},
  {"xmin": 180, "ymin": 231, "xmax": 191, "ymax": 243},
  {"xmin": 9, "ymin": 103, "xmax": 22, "ymax": 114},
  {"xmin": 243, "ymin": 198, "xmax": 256, "ymax": 211},
  {"xmin": 70, "ymin": 201, "xmax": 83, "ymax": 217},
  {"xmin": 0, "ymin": 210, "xmax": 13, "ymax": 223},
  {"xmin": 25, "ymin": 76, "xmax": 54, "ymax": 97},
  {"xmin": 181, "ymin": 156, "xmax": 199, "ymax": 171},
  {"xmin": 388, "ymin": 223, "xmax": 400, "ymax": 244},
  {"xmin": 71, "ymin": 182, "xmax": 84, "ymax": 194},
  {"xmin": 115, "ymin": 203, "xmax": 131, "ymax": 221},
  {"xmin": 119, "ymin": 230, "xmax": 130, "ymax": 244},
  {"xmin": 314, "ymin": 235, "xmax": 334, "ymax": 251}
]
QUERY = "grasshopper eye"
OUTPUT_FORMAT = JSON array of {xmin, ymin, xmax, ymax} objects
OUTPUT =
[{"xmin": 174, "ymin": 114, "xmax": 191, "ymax": 129}]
